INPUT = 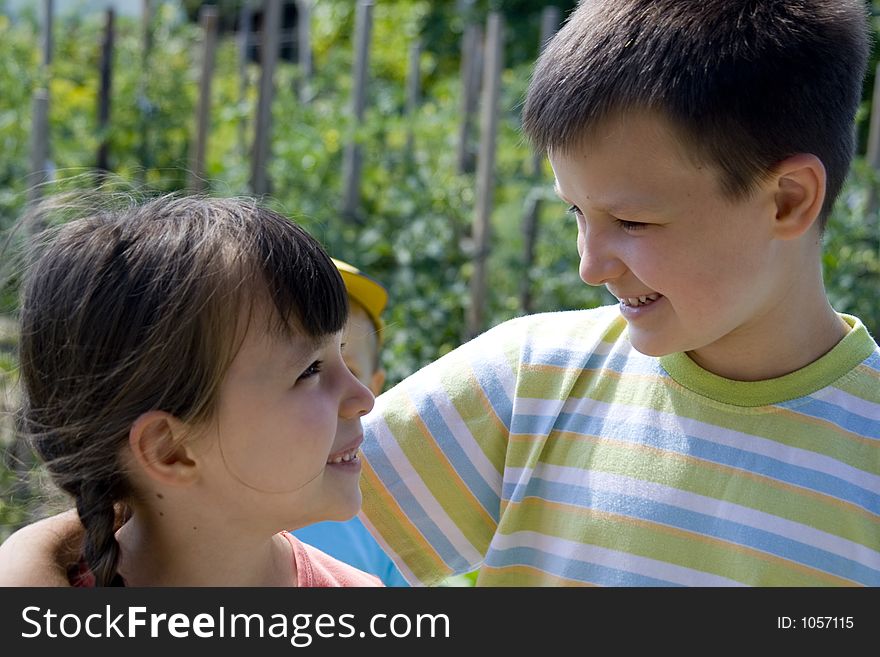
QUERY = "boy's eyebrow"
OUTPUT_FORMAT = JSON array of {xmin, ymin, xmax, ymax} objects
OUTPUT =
[
  {"xmin": 553, "ymin": 182, "xmax": 572, "ymax": 205},
  {"xmin": 552, "ymin": 183, "xmax": 655, "ymax": 216}
]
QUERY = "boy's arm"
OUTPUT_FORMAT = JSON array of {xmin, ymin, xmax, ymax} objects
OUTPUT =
[
  {"xmin": 360, "ymin": 319, "xmax": 526, "ymax": 586},
  {"xmin": 0, "ymin": 510, "xmax": 82, "ymax": 586}
]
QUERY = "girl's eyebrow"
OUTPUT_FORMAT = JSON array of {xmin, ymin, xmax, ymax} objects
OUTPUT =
[{"xmin": 283, "ymin": 334, "xmax": 334, "ymax": 370}]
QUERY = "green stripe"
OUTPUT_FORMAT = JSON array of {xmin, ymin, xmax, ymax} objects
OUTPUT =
[
  {"xmin": 562, "ymin": 369, "xmax": 880, "ymax": 475},
  {"xmin": 532, "ymin": 435, "xmax": 875, "ymax": 546},
  {"xmin": 510, "ymin": 499, "xmax": 852, "ymax": 586}
]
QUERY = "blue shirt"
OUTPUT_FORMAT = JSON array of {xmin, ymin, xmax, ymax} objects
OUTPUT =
[{"xmin": 294, "ymin": 516, "xmax": 409, "ymax": 587}]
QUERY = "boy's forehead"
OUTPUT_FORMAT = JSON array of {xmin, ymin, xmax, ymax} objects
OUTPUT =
[{"xmin": 549, "ymin": 111, "xmax": 723, "ymax": 206}]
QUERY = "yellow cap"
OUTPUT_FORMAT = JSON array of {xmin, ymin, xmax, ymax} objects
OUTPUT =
[{"xmin": 332, "ymin": 258, "xmax": 388, "ymax": 332}]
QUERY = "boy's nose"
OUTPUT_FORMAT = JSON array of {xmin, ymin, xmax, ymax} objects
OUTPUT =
[{"xmin": 578, "ymin": 224, "xmax": 625, "ymax": 287}]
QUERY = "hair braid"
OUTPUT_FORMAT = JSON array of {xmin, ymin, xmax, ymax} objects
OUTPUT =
[{"xmin": 75, "ymin": 480, "xmax": 124, "ymax": 587}]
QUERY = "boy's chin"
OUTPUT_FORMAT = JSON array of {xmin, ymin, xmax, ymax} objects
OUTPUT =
[{"xmin": 626, "ymin": 333, "xmax": 678, "ymax": 358}]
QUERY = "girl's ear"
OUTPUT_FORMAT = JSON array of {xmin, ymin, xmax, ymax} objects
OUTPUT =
[
  {"xmin": 771, "ymin": 153, "xmax": 826, "ymax": 240},
  {"xmin": 128, "ymin": 411, "xmax": 199, "ymax": 486}
]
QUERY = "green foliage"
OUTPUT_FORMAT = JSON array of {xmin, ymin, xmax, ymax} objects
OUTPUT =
[{"xmin": 824, "ymin": 162, "xmax": 880, "ymax": 338}]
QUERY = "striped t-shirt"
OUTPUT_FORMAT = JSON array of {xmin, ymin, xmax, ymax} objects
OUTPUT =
[{"xmin": 360, "ymin": 305, "xmax": 880, "ymax": 586}]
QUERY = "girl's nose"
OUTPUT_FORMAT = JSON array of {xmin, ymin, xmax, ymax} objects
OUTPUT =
[{"xmin": 340, "ymin": 368, "xmax": 375, "ymax": 419}]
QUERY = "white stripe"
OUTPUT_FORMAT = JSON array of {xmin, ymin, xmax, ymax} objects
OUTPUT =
[
  {"xmin": 400, "ymin": 361, "xmax": 505, "ymax": 500},
  {"xmin": 428, "ymin": 388, "xmax": 503, "ymax": 496},
  {"xmin": 811, "ymin": 386, "xmax": 880, "ymax": 423},
  {"xmin": 516, "ymin": 462, "xmax": 880, "ymax": 572},
  {"xmin": 520, "ymin": 306, "xmax": 622, "ymax": 354},
  {"xmin": 491, "ymin": 530, "xmax": 746, "ymax": 586},
  {"xmin": 512, "ymin": 397, "xmax": 566, "ymax": 417},
  {"xmin": 561, "ymin": 397, "xmax": 880, "ymax": 494},
  {"xmin": 471, "ymin": 336, "xmax": 517, "ymax": 402},
  {"xmin": 368, "ymin": 416, "xmax": 484, "ymax": 566}
]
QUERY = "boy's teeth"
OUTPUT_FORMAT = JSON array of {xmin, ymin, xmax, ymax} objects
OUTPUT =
[{"xmin": 622, "ymin": 293, "xmax": 660, "ymax": 307}]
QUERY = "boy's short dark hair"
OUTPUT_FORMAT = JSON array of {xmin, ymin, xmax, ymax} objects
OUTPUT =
[{"xmin": 522, "ymin": 0, "xmax": 870, "ymax": 226}]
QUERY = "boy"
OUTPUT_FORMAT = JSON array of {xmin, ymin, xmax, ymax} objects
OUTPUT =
[
  {"xmin": 358, "ymin": 0, "xmax": 880, "ymax": 585},
  {"xmin": 2, "ymin": 0, "xmax": 878, "ymax": 586}
]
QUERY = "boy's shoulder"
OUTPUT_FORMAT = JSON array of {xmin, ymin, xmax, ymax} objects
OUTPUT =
[{"xmin": 476, "ymin": 304, "xmax": 627, "ymax": 349}]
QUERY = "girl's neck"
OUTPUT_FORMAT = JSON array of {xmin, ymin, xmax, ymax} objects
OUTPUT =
[{"xmin": 114, "ymin": 512, "xmax": 297, "ymax": 587}]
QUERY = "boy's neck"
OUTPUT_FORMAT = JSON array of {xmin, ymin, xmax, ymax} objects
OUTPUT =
[{"xmin": 685, "ymin": 281, "xmax": 848, "ymax": 382}]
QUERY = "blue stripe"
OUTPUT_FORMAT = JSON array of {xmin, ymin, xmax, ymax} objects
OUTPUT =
[
  {"xmin": 778, "ymin": 397, "xmax": 880, "ymax": 440},
  {"xmin": 362, "ymin": 423, "xmax": 472, "ymax": 573},
  {"xmin": 502, "ymin": 478, "xmax": 880, "ymax": 586},
  {"xmin": 508, "ymin": 411, "xmax": 880, "ymax": 514},
  {"xmin": 467, "ymin": 351, "xmax": 513, "ymax": 432},
  {"xmin": 484, "ymin": 545, "xmax": 682, "ymax": 586},
  {"xmin": 418, "ymin": 395, "xmax": 502, "ymax": 520},
  {"xmin": 521, "ymin": 346, "xmax": 660, "ymax": 377},
  {"xmin": 862, "ymin": 351, "xmax": 880, "ymax": 371}
]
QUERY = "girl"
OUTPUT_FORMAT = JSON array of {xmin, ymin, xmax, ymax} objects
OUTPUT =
[{"xmin": 15, "ymin": 193, "xmax": 379, "ymax": 586}]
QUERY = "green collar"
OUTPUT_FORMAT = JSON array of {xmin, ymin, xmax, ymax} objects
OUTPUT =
[{"xmin": 658, "ymin": 314, "xmax": 876, "ymax": 407}]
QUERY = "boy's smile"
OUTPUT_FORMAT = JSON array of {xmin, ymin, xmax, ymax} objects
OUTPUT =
[{"xmin": 549, "ymin": 111, "xmax": 844, "ymax": 380}]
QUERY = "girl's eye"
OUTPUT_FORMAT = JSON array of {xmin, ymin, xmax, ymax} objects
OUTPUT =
[
  {"xmin": 567, "ymin": 205, "xmax": 582, "ymax": 217},
  {"xmin": 617, "ymin": 219, "xmax": 648, "ymax": 231},
  {"xmin": 297, "ymin": 360, "xmax": 323, "ymax": 382}
]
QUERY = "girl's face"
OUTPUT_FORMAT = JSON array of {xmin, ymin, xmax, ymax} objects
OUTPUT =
[{"xmin": 193, "ymin": 304, "xmax": 375, "ymax": 533}]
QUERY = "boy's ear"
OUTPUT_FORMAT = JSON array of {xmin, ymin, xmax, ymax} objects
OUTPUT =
[
  {"xmin": 128, "ymin": 411, "xmax": 199, "ymax": 486},
  {"xmin": 771, "ymin": 153, "xmax": 826, "ymax": 240}
]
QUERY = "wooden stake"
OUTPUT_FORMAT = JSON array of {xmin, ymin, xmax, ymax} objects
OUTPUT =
[
  {"xmin": 188, "ymin": 6, "xmax": 219, "ymax": 192},
  {"xmin": 341, "ymin": 0, "xmax": 374, "ymax": 220},
  {"xmin": 96, "ymin": 8, "xmax": 115, "ymax": 175},
  {"xmin": 405, "ymin": 39, "xmax": 421, "ymax": 155},
  {"xmin": 251, "ymin": 0, "xmax": 282, "ymax": 196},
  {"xmin": 467, "ymin": 12, "xmax": 503, "ymax": 338},
  {"xmin": 521, "ymin": 6, "xmax": 561, "ymax": 313},
  {"xmin": 296, "ymin": 0, "xmax": 313, "ymax": 102}
]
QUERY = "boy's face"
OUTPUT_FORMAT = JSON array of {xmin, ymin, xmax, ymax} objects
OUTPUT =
[
  {"xmin": 343, "ymin": 301, "xmax": 385, "ymax": 396},
  {"xmin": 549, "ymin": 111, "xmax": 789, "ymax": 362}
]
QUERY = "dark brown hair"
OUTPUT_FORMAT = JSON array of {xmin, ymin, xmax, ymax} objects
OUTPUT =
[
  {"xmin": 522, "ymin": 0, "xmax": 870, "ymax": 227},
  {"xmin": 16, "ymin": 194, "xmax": 347, "ymax": 586}
]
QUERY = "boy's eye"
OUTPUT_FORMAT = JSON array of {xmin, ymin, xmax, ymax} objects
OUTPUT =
[
  {"xmin": 617, "ymin": 219, "xmax": 648, "ymax": 231},
  {"xmin": 297, "ymin": 360, "xmax": 323, "ymax": 382},
  {"xmin": 568, "ymin": 205, "xmax": 646, "ymax": 232}
]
